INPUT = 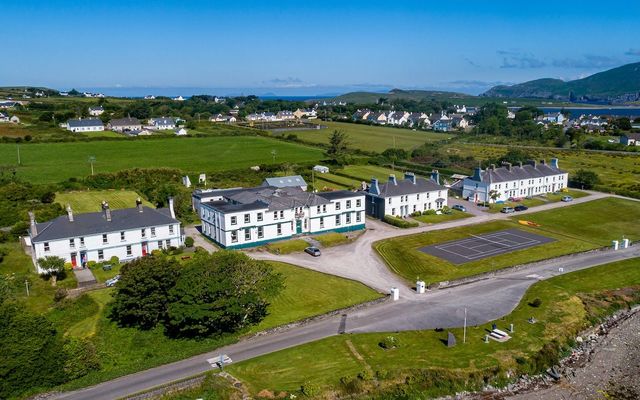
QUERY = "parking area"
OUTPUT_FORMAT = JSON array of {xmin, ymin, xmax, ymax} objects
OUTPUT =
[{"xmin": 419, "ymin": 228, "xmax": 555, "ymax": 264}]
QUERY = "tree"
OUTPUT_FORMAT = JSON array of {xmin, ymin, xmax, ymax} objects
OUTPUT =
[
  {"xmin": 165, "ymin": 251, "xmax": 283, "ymax": 338},
  {"xmin": 614, "ymin": 117, "xmax": 632, "ymax": 131},
  {"xmin": 108, "ymin": 256, "xmax": 181, "ymax": 329},
  {"xmin": 38, "ymin": 256, "xmax": 66, "ymax": 286},
  {"xmin": 0, "ymin": 303, "xmax": 67, "ymax": 398},
  {"xmin": 488, "ymin": 189, "xmax": 500, "ymax": 203},
  {"xmin": 326, "ymin": 130, "xmax": 349, "ymax": 164},
  {"xmin": 570, "ymin": 169, "xmax": 600, "ymax": 190},
  {"xmin": 498, "ymin": 148, "xmax": 532, "ymax": 165}
]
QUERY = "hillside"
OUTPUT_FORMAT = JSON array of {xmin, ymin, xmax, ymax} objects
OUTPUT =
[
  {"xmin": 329, "ymin": 88, "xmax": 475, "ymax": 104},
  {"xmin": 483, "ymin": 62, "xmax": 640, "ymax": 103}
]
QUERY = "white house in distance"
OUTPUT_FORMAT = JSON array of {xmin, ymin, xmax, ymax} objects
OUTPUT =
[
  {"xmin": 365, "ymin": 172, "xmax": 448, "ymax": 219},
  {"xmin": 88, "ymin": 106, "xmax": 104, "ymax": 116},
  {"xmin": 108, "ymin": 117, "xmax": 142, "ymax": 132},
  {"xmin": 66, "ymin": 118, "xmax": 105, "ymax": 133},
  {"xmin": 621, "ymin": 133, "xmax": 640, "ymax": 146},
  {"xmin": 462, "ymin": 158, "xmax": 568, "ymax": 203},
  {"xmin": 174, "ymin": 127, "xmax": 188, "ymax": 136},
  {"xmin": 28, "ymin": 199, "xmax": 183, "ymax": 273},
  {"xmin": 148, "ymin": 117, "xmax": 176, "ymax": 130},
  {"xmin": 199, "ymin": 186, "xmax": 365, "ymax": 249}
]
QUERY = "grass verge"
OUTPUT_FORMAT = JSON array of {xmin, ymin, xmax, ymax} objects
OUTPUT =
[{"xmin": 265, "ymin": 239, "xmax": 309, "ymax": 254}]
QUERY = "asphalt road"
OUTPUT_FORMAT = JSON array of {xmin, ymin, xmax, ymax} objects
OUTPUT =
[{"xmin": 52, "ymin": 244, "xmax": 640, "ymax": 400}]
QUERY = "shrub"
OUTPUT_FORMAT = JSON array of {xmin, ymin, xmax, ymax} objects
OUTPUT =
[
  {"xmin": 423, "ymin": 209, "xmax": 436, "ymax": 216},
  {"xmin": 529, "ymin": 298, "xmax": 542, "ymax": 307},
  {"xmin": 383, "ymin": 215, "xmax": 419, "ymax": 229},
  {"xmin": 63, "ymin": 337, "xmax": 101, "ymax": 380},
  {"xmin": 184, "ymin": 236, "xmax": 195, "ymax": 248},
  {"xmin": 87, "ymin": 261, "xmax": 97, "ymax": 269},
  {"xmin": 358, "ymin": 369, "xmax": 374, "ymax": 381},
  {"xmin": 109, "ymin": 256, "xmax": 119, "ymax": 265},
  {"xmin": 301, "ymin": 381, "xmax": 320, "ymax": 397},
  {"xmin": 53, "ymin": 288, "xmax": 68, "ymax": 302},
  {"xmin": 379, "ymin": 335, "xmax": 400, "ymax": 349},
  {"xmin": 410, "ymin": 211, "xmax": 422, "ymax": 217}
]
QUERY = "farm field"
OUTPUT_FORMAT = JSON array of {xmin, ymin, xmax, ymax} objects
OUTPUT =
[
  {"xmin": 282, "ymin": 121, "xmax": 451, "ymax": 153},
  {"xmin": 375, "ymin": 197, "xmax": 640, "ymax": 284},
  {"xmin": 0, "ymin": 136, "xmax": 324, "ymax": 184},
  {"xmin": 449, "ymin": 144, "xmax": 640, "ymax": 198},
  {"xmin": 226, "ymin": 257, "xmax": 640, "ymax": 398},
  {"xmin": 55, "ymin": 190, "xmax": 153, "ymax": 213}
]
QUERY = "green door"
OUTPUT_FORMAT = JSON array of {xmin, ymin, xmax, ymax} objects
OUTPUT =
[{"xmin": 296, "ymin": 220, "xmax": 302, "ymax": 234}]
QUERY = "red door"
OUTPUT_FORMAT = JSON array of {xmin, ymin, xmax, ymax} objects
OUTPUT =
[
  {"xmin": 70, "ymin": 253, "xmax": 77, "ymax": 268},
  {"xmin": 142, "ymin": 242, "xmax": 148, "ymax": 256}
]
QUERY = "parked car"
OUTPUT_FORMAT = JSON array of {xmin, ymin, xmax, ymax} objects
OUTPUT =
[
  {"xmin": 561, "ymin": 195, "xmax": 573, "ymax": 202},
  {"xmin": 304, "ymin": 246, "xmax": 321, "ymax": 257},
  {"xmin": 500, "ymin": 206, "xmax": 515, "ymax": 214},
  {"xmin": 514, "ymin": 205, "xmax": 528, "ymax": 212},
  {"xmin": 105, "ymin": 275, "xmax": 121, "ymax": 287},
  {"xmin": 452, "ymin": 204, "xmax": 467, "ymax": 212}
]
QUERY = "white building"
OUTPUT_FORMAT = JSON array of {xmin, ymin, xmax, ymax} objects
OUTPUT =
[
  {"xmin": 88, "ymin": 106, "xmax": 104, "ymax": 116},
  {"xmin": 28, "ymin": 199, "xmax": 183, "ymax": 273},
  {"xmin": 108, "ymin": 117, "xmax": 142, "ymax": 132},
  {"xmin": 365, "ymin": 172, "xmax": 448, "ymax": 219},
  {"xmin": 199, "ymin": 186, "xmax": 365, "ymax": 249},
  {"xmin": 462, "ymin": 158, "xmax": 568, "ymax": 203},
  {"xmin": 66, "ymin": 118, "xmax": 105, "ymax": 133},
  {"xmin": 148, "ymin": 117, "xmax": 176, "ymax": 130},
  {"xmin": 174, "ymin": 127, "xmax": 188, "ymax": 136}
]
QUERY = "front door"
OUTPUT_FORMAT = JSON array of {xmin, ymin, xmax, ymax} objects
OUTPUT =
[
  {"xmin": 142, "ymin": 242, "xmax": 148, "ymax": 256},
  {"xmin": 296, "ymin": 220, "xmax": 302, "ymax": 234},
  {"xmin": 80, "ymin": 251, "xmax": 87, "ymax": 268},
  {"xmin": 70, "ymin": 252, "xmax": 77, "ymax": 268}
]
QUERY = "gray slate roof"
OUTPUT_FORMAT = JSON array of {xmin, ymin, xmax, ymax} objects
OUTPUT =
[
  {"xmin": 263, "ymin": 175, "xmax": 307, "ymax": 188},
  {"xmin": 369, "ymin": 176, "xmax": 445, "ymax": 197},
  {"xmin": 151, "ymin": 117, "xmax": 175, "ymax": 126},
  {"xmin": 32, "ymin": 207, "xmax": 177, "ymax": 242},
  {"xmin": 67, "ymin": 118, "xmax": 104, "ymax": 128},
  {"xmin": 109, "ymin": 117, "xmax": 141, "ymax": 126},
  {"xmin": 470, "ymin": 162, "xmax": 566, "ymax": 184},
  {"xmin": 316, "ymin": 190, "xmax": 363, "ymax": 201}
]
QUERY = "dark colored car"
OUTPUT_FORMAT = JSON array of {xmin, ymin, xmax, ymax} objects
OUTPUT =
[
  {"xmin": 514, "ymin": 205, "xmax": 528, "ymax": 212},
  {"xmin": 304, "ymin": 246, "xmax": 321, "ymax": 257},
  {"xmin": 451, "ymin": 204, "xmax": 467, "ymax": 212}
]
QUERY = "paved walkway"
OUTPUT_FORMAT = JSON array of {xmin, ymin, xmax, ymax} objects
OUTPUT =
[
  {"xmin": 72, "ymin": 268, "xmax": 97, "ymax": 288},
  {"xmin": 183, "ymin": 225, "xmax": 219, "ymax": 253}
]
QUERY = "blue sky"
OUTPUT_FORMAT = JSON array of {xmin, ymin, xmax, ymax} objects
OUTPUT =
[{"xmin": 1, "ymin": 0, "xmax": 639, "ymax": 95}]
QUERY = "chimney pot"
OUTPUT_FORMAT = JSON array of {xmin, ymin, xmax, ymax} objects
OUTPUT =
[
  {"xmin": 29, "ymin": 212, "xmax": 37, "ymax": 236},
  {"xmin": 388, "ymin": 174, "xmax": 397, "ymax": 185},
  {"xmin": 66, "ymin": 204, "xmax": 74, "ymax": 222},
  {"xmin": 168, "ymin": 197, "xmax": 176, "ymax": 219},
  {"xmin": 103, "ymin": 201, "xmax": 112, "ymax": 222},
  {"xmin": 136, "ymin": 197, "xmax": 143, "ymax": 212}
]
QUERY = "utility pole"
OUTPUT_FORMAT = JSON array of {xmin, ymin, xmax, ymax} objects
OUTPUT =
[{"xmin": 463, "ymin": 307, "xmax": 467, "ymax": 344}]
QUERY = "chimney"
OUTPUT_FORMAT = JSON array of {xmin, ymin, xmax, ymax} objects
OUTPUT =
[
  {"xmin": 502, "ymin": 162, "xmax": 512, "ymax": 171},
  {"xmin": 102, "ymin": 201, "xmax": 111, "ymax": 222},
  {"xmin": 550, "ymin": 158, "xmax": 559, "ymax": 169},
  {"xmin": 472, "ymin": 166, "xmax": 483, "ymax": 182},
  {"xmin": 168, "ymin": 197, "xmax": 176, "ymax": 219},
  {"xmin": 404, "ymin": 172, "xmax": 417, "ymax": 184},
  {"xmin": 518, "ymin": 161, "xmax": 523, "ymax": 168},
  {"xmin": 388, "ymin": 174, "xmax": 397, "ymax": 185},
  {"xmin": 136, "ymin": 197, "xmax": 143, "ymax": 213},
  {"xmin": 370, "ymin": 178, "xmax": 380, "ymax": 195},
  {"xmin": 529, "ymin": 160, "xmax": 537, "ymax": 168},
  {"xmin": 431, "ymin": 170, "xmax": 440, "ymax": 185},
  {"xmin": 28, "ymin": 212, "xmax": 37, "ymax": 236},
  {"xmin": 490, "ymin": 164, "xmax": 496, "ymax": 171},
  {"xmin": 540, "ymin": 159, "xmax": 546, "ymax": 165},
  {"xmin": 66, "ymin": 204, "xmax": 74, "ymax": 222}
]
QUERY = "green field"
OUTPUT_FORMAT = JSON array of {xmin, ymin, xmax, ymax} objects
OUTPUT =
[
  {"xmin": 413, "ymin": 209, "xmax": 472, "ymax": 224},
  {"xmin": 55, "ymin": 190, "xmax": 153, "ymax": 213},
  {"xmin": 226, "ymin": 257, "xmax": 640, "ymax": 397},
  {"xmin": 0, "ymin": 136, "xmax": 324, "ymax": 184},
  {"xmin": 315, "ymin": 164, "xmax": 424, "ymax": 190},
  {"xmin": 282, "ymin": 121, "xmax": 451, "ymax": 153},
  {"xmin": 264, "ymin": 239, "xmax": 309, "ymax": 254},
  {"xmin": 375, "ymin": 197, "xmax": 640, "ymax": 284}
]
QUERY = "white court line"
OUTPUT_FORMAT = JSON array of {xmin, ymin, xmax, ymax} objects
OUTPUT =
[{"xmin": 434, "ymin": 237, "xmax": 543, "ymax": 260}]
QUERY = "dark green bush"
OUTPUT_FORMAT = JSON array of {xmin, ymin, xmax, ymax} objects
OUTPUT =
[{"xmin": 383, "ymin": 215, "xmax": 419, "ymax": 228}]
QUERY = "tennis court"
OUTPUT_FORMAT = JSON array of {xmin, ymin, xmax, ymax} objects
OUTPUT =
[{"xmin": 419, "ymin": 228, "xmax": 555, "ymax": 264}]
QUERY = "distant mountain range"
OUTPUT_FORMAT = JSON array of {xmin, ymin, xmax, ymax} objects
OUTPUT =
[
  {"xmin": 483, "ymin": 62, "xmax": 640, "ymax": 103},
  {"xmin": 328, "ymin": 89, "xmax": 474, "ymax": 104}
]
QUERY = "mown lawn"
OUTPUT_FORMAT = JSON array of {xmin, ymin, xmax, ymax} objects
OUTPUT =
[
  {"xmin": 227, "ymin": 257, "xmax": 640, "ymax": 397},
  {"xmin": 55, "ymin": 190, "xmax": 152, "ymax": 213},
  {"xmin": 413, "ymin": 210, "xmax": 472, "ymax": 224},
  {"xmin": 314, "ymin": 164, "xmax": 422, "ymax": 191},
  {"xmin": 283, "ymin": 121, "xmax": 451, "ymax": 153},
  {"xmin": 486, "ymin": 189, "xmax": 588, "ymax": 213},
  {"xmin": 0, "ymin": 136, "xmax": 324, "ymax": 184},
  {"xmin": 50, "ymin": 260, "xmax": 380, "ymax": 391},
  {"xmin": 314, "ymin": 232, "xmax": 353, "ymax": 247},
  {"xmin": 265, "ymin": 239, "xmax": 309, "ymax": 254},
  {"xmin": 375, "ymin": 197, "xmax": 640, "ymax": 284}
]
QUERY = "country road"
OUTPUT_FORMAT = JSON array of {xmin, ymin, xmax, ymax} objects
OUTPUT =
[{"xmin": 50, "ymin": 192, "xmax": 639, "ymax": 400}]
